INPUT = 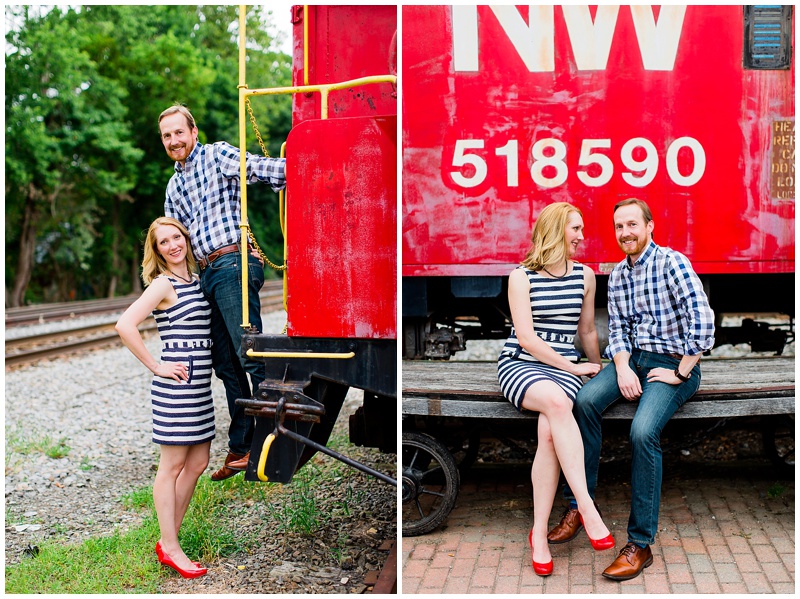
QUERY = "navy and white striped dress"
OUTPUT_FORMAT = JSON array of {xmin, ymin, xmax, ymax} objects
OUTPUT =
[
  {"xmin": 150, "ymin": 275, "xmax": 215, "ymax": 445},
  {"xmin": 497, "ymin": 263, "xmax": 585, "ymax": 411}
]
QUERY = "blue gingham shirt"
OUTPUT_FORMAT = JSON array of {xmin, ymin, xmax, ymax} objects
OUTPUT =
[
  {"xmin": 606, "ymin": 240, "xmax": 715, "ymax": 359},
  {"xmin": 164, "ymin": 141, "xmax": 286, "ymax": 261}
]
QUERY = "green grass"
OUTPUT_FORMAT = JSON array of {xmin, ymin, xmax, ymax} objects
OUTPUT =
[
  {"xmin": 6, "ymin": 518, "xmax": 164, "ymax": 593},
  {"xmin": 6, "ymin": 428, "xmax": 71, "ymax": 461},
  {"xmin": 5, "ymin": 451, "xmax": 364, "ymax": 593}
]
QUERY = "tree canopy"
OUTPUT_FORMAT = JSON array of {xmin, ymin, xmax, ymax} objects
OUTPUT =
[{"xmin": 5, "ymin": 5, "xmax": 292, "ymax": 306}]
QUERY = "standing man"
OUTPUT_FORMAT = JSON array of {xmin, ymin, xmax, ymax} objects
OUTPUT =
[
  {"xmin": 546, "ymin": 198, "xmax": 715, "ymax": 581},
  {"xmin": 159, "ymin": 104, "xmax": 286, "ymax": 481}
]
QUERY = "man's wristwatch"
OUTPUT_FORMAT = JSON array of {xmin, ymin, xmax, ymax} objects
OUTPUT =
[{"xmin": 674, "ymin": 367, "xmax": 691, "ymax": 382}]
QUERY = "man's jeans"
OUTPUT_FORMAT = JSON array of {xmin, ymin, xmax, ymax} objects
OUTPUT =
[
  {"xmin": 200, "ymin": 252, "xmax": 266, "ymax": 456},
  {"xmin": 563, "ymin": 349, "xmax": 701, "ymax": 546}
]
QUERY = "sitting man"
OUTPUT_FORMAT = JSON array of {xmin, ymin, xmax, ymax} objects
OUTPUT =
[{"xmin": 547, "ymin": 198, "xmax": 715, "ymax": 581}]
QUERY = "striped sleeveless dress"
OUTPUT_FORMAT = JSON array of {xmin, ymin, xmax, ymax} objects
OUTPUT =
[
  {"xmin": 150, "ymin": 275, "xmax": 215, "ymax": 445},
  {"xmin": 497, "ymin": 263, "xmax": 585, "ymax": 411}
]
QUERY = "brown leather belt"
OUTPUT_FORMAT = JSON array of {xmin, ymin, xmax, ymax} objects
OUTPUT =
[{"xmin": 198, "ymin": 244, "xmax": 240, "ymax": 270}]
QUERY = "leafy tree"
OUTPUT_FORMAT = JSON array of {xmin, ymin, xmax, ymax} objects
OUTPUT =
[
  {"xmin": 5, "ymin": 6, "xmax": 142, "ymax": 305},
  {"xmin": 5, "ymin": 5, "xmax": 292, "ymax": 306}
]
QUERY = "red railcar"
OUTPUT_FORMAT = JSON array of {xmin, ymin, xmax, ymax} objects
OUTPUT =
[
  {"xmin": 402, "ymin": 5, "xmax": 794, "ymax": 358},
  {"xmin": 238, "ymin": 5, "xmax": 397, "ymax": 484}
]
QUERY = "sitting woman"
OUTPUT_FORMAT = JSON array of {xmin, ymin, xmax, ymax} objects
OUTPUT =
[
  {"xmin": 497, "ymin": 201, "xmax": 613, "ymax": 576},
  {"xmin": 116, "ymin": 216, "xmax": 214, "ymax": 579}
]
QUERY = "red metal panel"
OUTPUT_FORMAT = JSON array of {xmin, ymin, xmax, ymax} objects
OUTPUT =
[
  {"xmin": 285, "ymin": 116, "xmax": 397, "ymax": 339},
  {"xmin": 292, "ymin": 5, "xmax": 397, "ymax": 124},
  {"xmin": 402, "ymin": 5, "xmax": 795, "ymax": 276}
]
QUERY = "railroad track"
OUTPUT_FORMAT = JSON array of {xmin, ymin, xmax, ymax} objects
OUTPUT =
[
  {"xmin": 5, "ymin": 280, "xmax": 285, "ymax": 367},
  {"xmin": 6, "ymin": 279, "xmax": 285, "ymax": 327}
]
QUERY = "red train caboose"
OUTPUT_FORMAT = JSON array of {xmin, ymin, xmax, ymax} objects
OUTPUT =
[
  {"xmin": 402, "ymin": 5, "xmax": 795, "ymax": 358},
  {"xmin": 236, "ymin": 5, "xmax": 397, "ymax": 484}
]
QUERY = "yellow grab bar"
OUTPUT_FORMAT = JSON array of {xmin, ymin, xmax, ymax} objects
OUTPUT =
[
  {"xmin": 246, "ymin": 350, "xmax": 355, "ymax": 360},
  {"xmin": 256, "ymin": 433, "xmax": 277, "ymax": 482},
  {"xmin": 243, "ymin": 75, "xmax": 398, "ymax": 120}
]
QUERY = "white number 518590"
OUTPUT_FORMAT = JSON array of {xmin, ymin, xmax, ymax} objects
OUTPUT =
[{"xmin": 450, "ymin": 136, "xmax": 706, "ymax": 189}]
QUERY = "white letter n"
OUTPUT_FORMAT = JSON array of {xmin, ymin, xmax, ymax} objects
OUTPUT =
[{"xmin": 453, "ymin": 5, "xmax": 555, "ymax": 72}]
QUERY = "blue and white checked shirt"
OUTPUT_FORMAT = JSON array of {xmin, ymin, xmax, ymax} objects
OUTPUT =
[
  {"xmin": 164, "ymin": 142, "xmax": 286, "ymax": 261},
  {"xmin": 606, "ymin": 241, "xmax": 715, "ymax": 359}
]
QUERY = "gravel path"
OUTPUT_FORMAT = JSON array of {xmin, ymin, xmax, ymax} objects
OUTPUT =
[{"xmin": 5, "ymin": 310, "xmax": 397, "ymax": 593}]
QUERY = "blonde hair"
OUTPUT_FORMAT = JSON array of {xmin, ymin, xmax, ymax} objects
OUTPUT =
[
  {"xmin": 141, "ymin": 216, "xmax": 197, "ymax": 286},
  {"xmin": 521, "ymin": 202, "xmax": 582, "ymax": 271}
]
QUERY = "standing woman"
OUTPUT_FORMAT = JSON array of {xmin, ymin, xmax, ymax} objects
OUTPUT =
[
  {"xmin": 116, "ymin": 216, "xmax": 213, "ymax": 579},
  {"xmin": 497, "ymin": 202, "xmax": 613, "ymax": 576}
]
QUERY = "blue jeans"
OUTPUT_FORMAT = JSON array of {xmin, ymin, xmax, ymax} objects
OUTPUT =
[
  {"xmin": 563, "ymin": 349, "xmax": 701, "ymax": 546},
  {"xmin": 200, "ymin": 252, "xmax": 266, "ymax": 455}
]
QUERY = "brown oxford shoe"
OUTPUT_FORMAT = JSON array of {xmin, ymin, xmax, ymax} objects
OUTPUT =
[
  {"xmin": 547, "ymin": 506, "xmax": 583, "ymax": 544},
  {"xmin": 602, "ymin": 542, "xmax": 653, "ymax": 581},
  {"xmin": 547, "ymin": 502, "xmax": 604, "ymax": 544},
  {"xmin": 210, "ymin": 452, "xmax": 247, "ymax": 481},
  {"xmin": 226, "ymin": 451, "xmax": 250, "ymax": 471}
]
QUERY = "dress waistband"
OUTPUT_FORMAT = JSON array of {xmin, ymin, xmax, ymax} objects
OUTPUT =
[
  {"xmin": 163, "ymin": 340, "xmax": 213, "ymax": 350},
  {"xmin": 536, "ymin": 331, "xmax": 575, "ymax": 345}
]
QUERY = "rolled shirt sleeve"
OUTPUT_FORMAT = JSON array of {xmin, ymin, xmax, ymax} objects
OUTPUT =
[{"xmin": 217, "ymin": 142, "xmax": 286, "ymax": 192}]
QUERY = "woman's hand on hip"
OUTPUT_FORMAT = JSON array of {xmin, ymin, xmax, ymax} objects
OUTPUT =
[{"xmin": 153, "ymin": 361, "xmax": 189, "ymax": 382}]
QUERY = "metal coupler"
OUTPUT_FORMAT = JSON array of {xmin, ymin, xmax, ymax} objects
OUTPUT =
[{"xmin": 239, "ymin": 392, "xmax": 397, "ymax": 486}]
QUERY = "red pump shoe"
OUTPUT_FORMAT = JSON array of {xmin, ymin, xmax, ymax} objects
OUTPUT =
[
  {"xmin": 155, "ymin": 541, "xmax": 202, "ymax": 568},
  {"xmin": 579, "ymin": 515, "xmax": 615, "ymax": 551},
  {"xmin": 528, "ymin": 529, "xmax": 554, "ymax": 576},
  {"xmin": 157, "ymin": 545, "xmax": 207, "ymax": 579}
]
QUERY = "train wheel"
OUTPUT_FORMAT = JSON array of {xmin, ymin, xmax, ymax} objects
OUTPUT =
[
  {"xmin": 761, "ymin": 415, "xmax": 794, "ymax": 478},
  {"xmin": 402, "ymin": 432, "xmax": 460, "ymax": 537}
]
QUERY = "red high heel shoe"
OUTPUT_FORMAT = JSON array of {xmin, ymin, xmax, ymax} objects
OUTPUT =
[
  {"xmin": 579, "ymin": 515, "xmax": 615, "ymax": 551},
  {"xmin": 157, "ymin": 546, "xmax": 207, "ymax": 579},
  {"xmin": 156, "ymin": 541, "xmax": 202, "ymax": 568},
  {"xmin": 528, "ymin": 529, "xmax": 554, "ymax": 576}
]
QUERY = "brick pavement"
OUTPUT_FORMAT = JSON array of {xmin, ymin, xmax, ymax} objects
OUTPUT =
[{"xmin": 401, "ymin": 458, "xmax": 794, "ymax": 594}]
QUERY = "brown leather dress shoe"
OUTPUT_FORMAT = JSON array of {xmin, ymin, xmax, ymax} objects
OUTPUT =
[
  {"xmin": 602, "ymin": 542, "xmax": 653, "ymax": 581},
  {"xmin": 226, "ymin": 452, "xmax": 250, "ymax": 470},
  {"xmin": 547, "ymin": 507, "xmax": 583, "ymax": 544},
  {"xmin": 210, "ymin": 452, "xmax": 247, "ymax": 481}
]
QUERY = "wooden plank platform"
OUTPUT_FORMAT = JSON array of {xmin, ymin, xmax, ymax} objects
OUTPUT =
[{"xmin": 402, "ymin": 357, "xmax": 795, "ymax": 420}]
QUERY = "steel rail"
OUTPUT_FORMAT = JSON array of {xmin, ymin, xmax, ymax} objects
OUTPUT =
[
  {"xmin": 6, "ymin": 282, "xmax": 286, "ymax": 367},
  {"xmin": 6, "ymin": 280, "xmax": 284, "ymax": 327}
]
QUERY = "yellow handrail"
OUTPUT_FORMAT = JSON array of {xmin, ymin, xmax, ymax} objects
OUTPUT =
[
  {"xmin": 244, "ymin": 75, "xmax": 398, "ymax": 119},
  {"xmin": 246, "ymin": 350, "xmax": 355, "ymax": 360},
  {"xmin": 238, "ymin": 5, "xmax": 250, "ymax": 328},
  {"xmin": 303, "ymin": 5, "xmax": 309, "ymax": 86}
]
